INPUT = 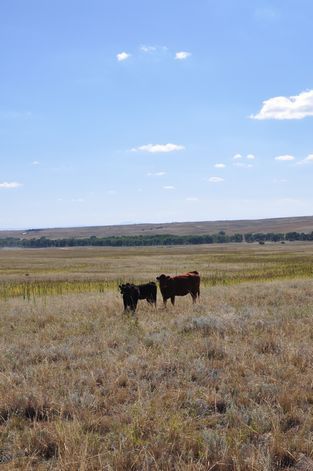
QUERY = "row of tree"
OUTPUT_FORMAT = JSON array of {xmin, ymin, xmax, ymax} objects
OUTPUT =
[{"xmin": 1, "ymin": 231, "xmax": 313, "ymax": 248}]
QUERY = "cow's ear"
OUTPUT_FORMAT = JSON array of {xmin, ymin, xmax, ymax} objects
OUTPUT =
[{"xmin": 166, "ymin": 275, "xmax": 171, "ymax": 280}]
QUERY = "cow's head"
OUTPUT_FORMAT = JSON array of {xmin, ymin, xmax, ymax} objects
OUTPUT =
[
  {"xmin": 156, "ymin": 274, "xmax": 171, "ymax": 287},
  {"xmin": 119, "ymin": 283, "xmax": 130, "ymax": 294}
]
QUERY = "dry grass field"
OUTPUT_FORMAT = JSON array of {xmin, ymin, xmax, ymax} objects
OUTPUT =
[
  {"xmin": 0, "ymin": 243, "xmax": 313, "ymax": 470},
  {"xmin": 2, "ymin": 215, "xmax": 313, "ymax": 239}
]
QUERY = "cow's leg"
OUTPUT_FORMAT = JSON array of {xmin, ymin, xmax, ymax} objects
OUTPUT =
[
  {"xmin": 171, "ymin": 296, "xmax": 175, "ymax": 305},
  {"xmin": 123, "ymin": 297, "xmax": 128, "ymax": 312},
  {"xmin": 132, "ymin": 299, "xmax": 138, "ymax": 315},
  {"xmin": 147, "ymin": 296, "xmax": 156, "ymax": 307},
  {"xmin": 163, "ymin": 297, "xmax": 167, "ymax": 308},
  {"xmin": 191, "ymin": 292, "xmax": 197, "ymax": 303},
  {"xmin": 129, "ymin": 298, "xmax": 136, "ymax": 313},
  {"xmin": 133, "ymin": 303, "xmax": 138, "ymax": 314}
]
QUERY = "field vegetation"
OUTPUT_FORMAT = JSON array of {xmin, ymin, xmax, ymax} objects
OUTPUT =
[
  {"xmin": 2, "ymin": 214, "xmax": 313, "ymax": 239},
  {"xmin": 0, "ymin": 243, "xmax": 313, "ymax": 469}
]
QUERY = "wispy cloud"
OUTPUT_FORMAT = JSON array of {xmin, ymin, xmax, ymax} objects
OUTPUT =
[
  {"xmin": 163, "ymin": 185, "xmax": 175, "ymax": 190},
  {"xmin": 254, "ymin": 7, "xmax": 279, "ymax": 22},
  {"xmin": 107, "ymin": 190, "xmax": 117, "ymax": 195},
  {"xmin": 186, "ymin": 197, "xmax": 199, "ymax": 201},
  {"xmin": 214, "ymin": 163, "xmax": 226, "ymax": 168},
  {"xmin": 71, "ymin": 198, "xmax": 85, "ymax": 203},
  {"xmin": 232, "ymin": 154, "xmax": 255, "ymax": 166},
  {"xmin": 0, "ymin": 111, "xmax": 32, "ymax": 120},
  {"xmin": 0, "ymin": 181, "xmax": 22, "ymax": 189},
  {"xmin": 175, "ymin": 51, "xmax": 191, "ymax": 60},
  {"xmin": 233, "ymin": 162, "xmax": 253, "ymax": 168},
  {"xmin": 296, "ymin": 154, "xmax": 313, "ymax": 165},
  {"xmin": 116, "ymin": 51, "xmax": 131, "ymax": 62},
  {"xmin": 251, "ymin": 89, "xmax": 313, "ymax": 120},
  {"xmin": 147, "ymin": 171, "xmax": 166, "ymax": 176},
  {"xmin": 131, "ymin": 143, "xmax": 185, "ymax": 153},
  {"xmin": 32, "ymin": 160, "xmax": 40, "ymax": 166},
  {"xmin": 140, "ymin": 45, "xmax": 157, "ymax": 53},
  {"xmin": 274, "ymin": 154, "xmax": 295, "ymax": 161},
  {"xmin": 208, "ymin": 176, "xmax": 224, "ymax": 183}
]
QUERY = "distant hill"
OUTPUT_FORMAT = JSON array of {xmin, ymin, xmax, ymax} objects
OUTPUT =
[{"xmin": 2, "ymin": 216, "xmax": 313, "ymax": 240}]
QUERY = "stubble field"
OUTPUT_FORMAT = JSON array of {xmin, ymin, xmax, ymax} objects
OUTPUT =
[{"xmin": 0, "ymin": 243, "xmax": 313, "ymax": 470}]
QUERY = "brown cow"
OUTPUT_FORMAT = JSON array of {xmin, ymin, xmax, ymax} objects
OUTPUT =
[{"xmin": 156, "ymin": 271, "xmax": 200, "ymax": 306}]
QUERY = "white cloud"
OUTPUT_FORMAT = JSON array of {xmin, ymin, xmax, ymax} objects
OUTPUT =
[
  {"xmin": 140, "ymin": 45, "xmax": 157, "ymax": 53},
  {"xmin": 175, "ymin": 51, "xmax": 191, "ymax": 60},
  {"xmin": 233, "ymin": 153, "xmax": 242, "ymax": 160},
  {"xmin": 186, "ymin": 197, "xmax": 199, "ymax": 201},
  {"xmin": 131, "ymin": 143, "xmax": 185, "ymax": 153},
  {"xmin": 214, "ymin": 163, "xmax": 226, "ymax": 168},
  {"xmin": 297, "ymin": 154, "xmax": 313, "ymax": 165},
  {"xmin": 147, "ymin": 171, "xmax": 166, "ymax": 176},
  {"xmin": 117, "ymin": 51, "xmax": 131, "ymax": 62},
  {"xmin": 246, "ymin": 154, "xmax": 255, "ymax": 160},
  {"xmin": 107, "ymin": 190, "xmax": 117, "ymax": 195},
  {"xmin": 208, "ymin": 177, "xmax": 224, "ymax": 183},
  {"xmin": 274, "ymin": 154, "xmax": 295, "ymax": 161},
  {"xmin": 32, "ymin": 160, "xmax": 40, "ymax": 166},
  {"xmin": 163, "ymin": 185, "xmax": 175, "ymax": 190},
  {"xmin": 0, "ymin": 181, "xmax": 22, "ymax": 189},
  {"xmin": 251, "ymin": 89, "xmax": 313, "ymax": 120}
]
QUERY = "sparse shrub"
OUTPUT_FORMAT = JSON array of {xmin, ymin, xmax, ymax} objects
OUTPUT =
[{"xmin": 179, "ymin": 315, "xmax": 227, "ymax": 336}]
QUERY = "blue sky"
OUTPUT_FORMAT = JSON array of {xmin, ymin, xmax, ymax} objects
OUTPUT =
[{"xmin": 1, "ymin": 0, "xmax": 313, "ymax": 229}]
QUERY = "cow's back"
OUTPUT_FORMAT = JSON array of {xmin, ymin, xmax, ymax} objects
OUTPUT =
[
  {"xmin": 172, "ymin": 272, "xmax": 200, "ymax": 295},
  {"xmin": 138, "ymin": 282, "xmax": 157, "ymax": 300}
]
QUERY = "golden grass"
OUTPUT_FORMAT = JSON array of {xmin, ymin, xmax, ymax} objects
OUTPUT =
[
  {"xmin": 1, "ymin": 243, "xmax": 313, "ymax": 300},
  {"xmin": 0, "ymin": 244, "xmax": 313, "ymax": 469}
]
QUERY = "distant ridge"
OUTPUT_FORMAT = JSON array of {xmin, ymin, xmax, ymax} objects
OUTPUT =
[{"xmin": 1, "ymin": 216, "xmax": 313, "ymax": 240}]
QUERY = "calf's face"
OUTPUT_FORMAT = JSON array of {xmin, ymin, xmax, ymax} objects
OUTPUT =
[
  {"xmin": 119, "ymin": 283, "xmax": 131, "ymax": 294},
  {"xmin": 121, "ymin": 285, "xmax": 139, "ymax": 312},
  {"xmin": 156, "ymin": 274, "xmax": 171, "ymax": 288}
]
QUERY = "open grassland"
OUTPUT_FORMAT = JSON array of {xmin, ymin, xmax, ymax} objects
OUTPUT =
[
  {"xmin": 2, "ymin": 215, "xmax": 313, "ymax": 239},
  {"xmin": 1, "ymin": 244, "xmax": 313, "ymax": 300},
  {"xmin": 0, "ymin": 244, "xmax": 313, "ymax": 469}
]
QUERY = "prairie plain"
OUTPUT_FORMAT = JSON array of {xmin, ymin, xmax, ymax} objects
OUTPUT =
[{"xmin": 0, "ymin": 243, "xmax": 313, "ymax": 470}]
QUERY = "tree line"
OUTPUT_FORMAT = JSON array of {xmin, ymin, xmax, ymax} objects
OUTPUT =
[{"xmin": 1, "ymin": 231, "xmax": 313, "ymax": 248}]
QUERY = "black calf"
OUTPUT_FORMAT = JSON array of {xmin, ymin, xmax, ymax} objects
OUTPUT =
[{"xmin": 119, "ymin": 282, "xmax": 157, "ymax": 313}]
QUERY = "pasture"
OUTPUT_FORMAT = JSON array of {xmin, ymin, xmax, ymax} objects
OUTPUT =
[{"xmin": 0, "ymin": 243, "xmax": 313, "ymax": 469}]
